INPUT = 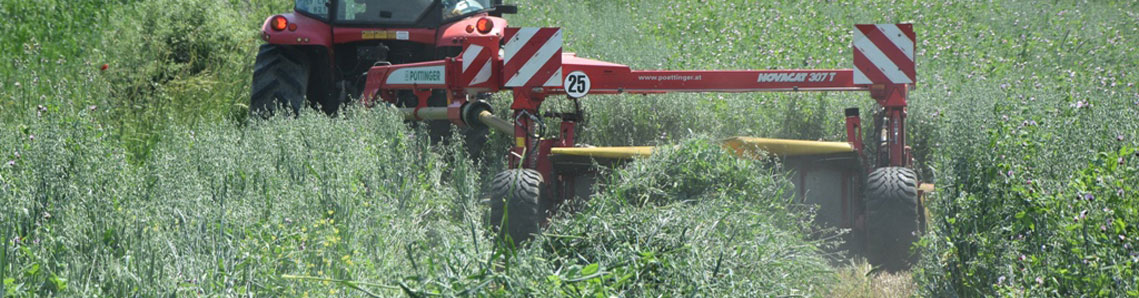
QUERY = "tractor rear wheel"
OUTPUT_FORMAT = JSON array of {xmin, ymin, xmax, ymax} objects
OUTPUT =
[
  {"xmin": 488, "ymin": 169, "xmax": 544, "ymax": 246},
  {"xmin": 250, "ymin": 44, "xmax": 309, "ymax": 117},
  {"xmin": 865, "ymin": 166, "xmax": 920, "ymax": 271}
]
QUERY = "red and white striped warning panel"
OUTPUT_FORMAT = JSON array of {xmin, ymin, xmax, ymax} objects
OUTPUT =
[
  {"xmin": 503, "ymin": 27, "xmax": 563, "ymax": 88},
  {"xmin": 853, "ymin": 24, "xmax": 915, "ymax": 85},
  {"xmin": 460, "ymin": 43, "xmax": 494, "ymax": 86}
]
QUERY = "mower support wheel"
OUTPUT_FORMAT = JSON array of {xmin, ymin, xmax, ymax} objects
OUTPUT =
[
  {"xmin": 865, "ymin": 166, "xmax": 921, "ymax": 271},
  {"xmin": 488, "ymin": 169, "xmax": 544, "ymax": 246},
  {"xmin": 250, "ymin": 44, "xmax": 309, "ymax": 117}
]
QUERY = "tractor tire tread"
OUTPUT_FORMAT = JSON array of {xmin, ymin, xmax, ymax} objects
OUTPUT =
[
  {"xmin": 251, "ymin": 44, "xmax": 308, "ymax": 117},
  {"xmin": 488, "ymin": 169, "xmax": 543, "ymax": 246},
  {"xmin": 865, "ymin": 166, "xmax": 921, "ymax": 271}
]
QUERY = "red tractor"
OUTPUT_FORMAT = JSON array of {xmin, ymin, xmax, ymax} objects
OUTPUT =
[
  {"xmin": 254, "ymin": 2, "xmax": 930, "ymax": 271},
  {"xmin": 251, "ymin": 0, "xmax": 515, "ymax": 117}
]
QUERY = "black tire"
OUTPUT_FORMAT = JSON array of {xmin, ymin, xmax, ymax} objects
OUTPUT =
[
  {"xmin": 488, "ymin": 169, "xmax": 544, "ymax": 246},
  {"xmin": 865, "ymin": 166, "xmax": 920, "ymax": 271},
  {"xmin": 250, "ymin": 44, "xmax": 309, "ymax": 117}
]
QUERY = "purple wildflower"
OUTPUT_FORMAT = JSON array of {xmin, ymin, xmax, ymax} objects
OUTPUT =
[
  {"xmin": 1084, "ymin": 193, "xmax": 1094, "ymax": 201},
  {"xmin": 6, "ymin": 160, "xmax": 13, "ymax": 167}
]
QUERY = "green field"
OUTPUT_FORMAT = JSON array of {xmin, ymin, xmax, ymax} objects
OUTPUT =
[{"xmin": 2, "ymin": 0, "xmax": 1138, "ymax": 296}]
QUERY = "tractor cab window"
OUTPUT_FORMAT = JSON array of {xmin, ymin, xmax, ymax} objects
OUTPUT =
[
  {"xmin": 442, "ymin": 0, "xmax": 491, "ymax": 20},
  {"xmin": 335, "ymin": 0, "xmax": 435, "ymax": 25},
  {"xmin": 296, "ymin": 0, "xmax": 330, "ymax": 20}
]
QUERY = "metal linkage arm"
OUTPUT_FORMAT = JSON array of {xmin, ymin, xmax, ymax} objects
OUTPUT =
[{"xmin": 358, "ymin": 24, "xmax": 918, "ymax": 168}]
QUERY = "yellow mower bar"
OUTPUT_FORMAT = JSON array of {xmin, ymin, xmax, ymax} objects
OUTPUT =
[
  {"xmin": 720, "ymin": 137, "xmax": 854, "ymax": 157},
  {"xmin": 549, "ymin": 137, "xmax": 854, "ymax": 160},
  {"xmin": 550, "ymin": 146, "xmax": 654, "ymax": 159}
]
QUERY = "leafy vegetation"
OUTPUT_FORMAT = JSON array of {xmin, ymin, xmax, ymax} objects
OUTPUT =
[{"xmin": 2, "ymin": 0, "xmax": 1139, "ymax": 296}]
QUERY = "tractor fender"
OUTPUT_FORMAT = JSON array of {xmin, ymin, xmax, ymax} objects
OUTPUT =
[
  {"xmin": 260, "ymin": 13, "xmax": 332, "ymax": 49},
  {"xmin": 436, "ymin": 15, "xmax": 507, "ymax": 47}
]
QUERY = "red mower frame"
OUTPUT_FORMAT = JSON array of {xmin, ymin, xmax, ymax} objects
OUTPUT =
[{"xmin": 360, "ymin": 24, "xmax": 917, "ymax": 179}]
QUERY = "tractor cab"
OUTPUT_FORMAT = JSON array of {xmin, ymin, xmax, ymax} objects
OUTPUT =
[{"xmin": 293, "ymin": 0, "xmax": 496, "ymax": 28}]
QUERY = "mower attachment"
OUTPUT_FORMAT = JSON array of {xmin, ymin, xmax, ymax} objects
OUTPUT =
[
  {"xmin": 549, "ymin": 137, "xmax": 855, "ymax": 160},
  {"xmin": 358, "ymin": 24, "xmax": 927, "ymax": 264}
]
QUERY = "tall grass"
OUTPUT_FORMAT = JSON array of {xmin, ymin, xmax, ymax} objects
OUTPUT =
[
  {"xmin": 3, "ymin": 0, "xmax": 1139, "ymax": 296},
  {"xmin": 900, "ymin": 1, "xmax": 1139, "ymax": 296},
  {"xmin": 0, "ymin": 108, "xmax": 834, "ymax": 296},
  {"xmin": 1, "ymin": 0, "xmax": 290, "ymax": 161},
  {"xmin": 1, "ymin": 107, "xmax": 486, "ymax": 296}
]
